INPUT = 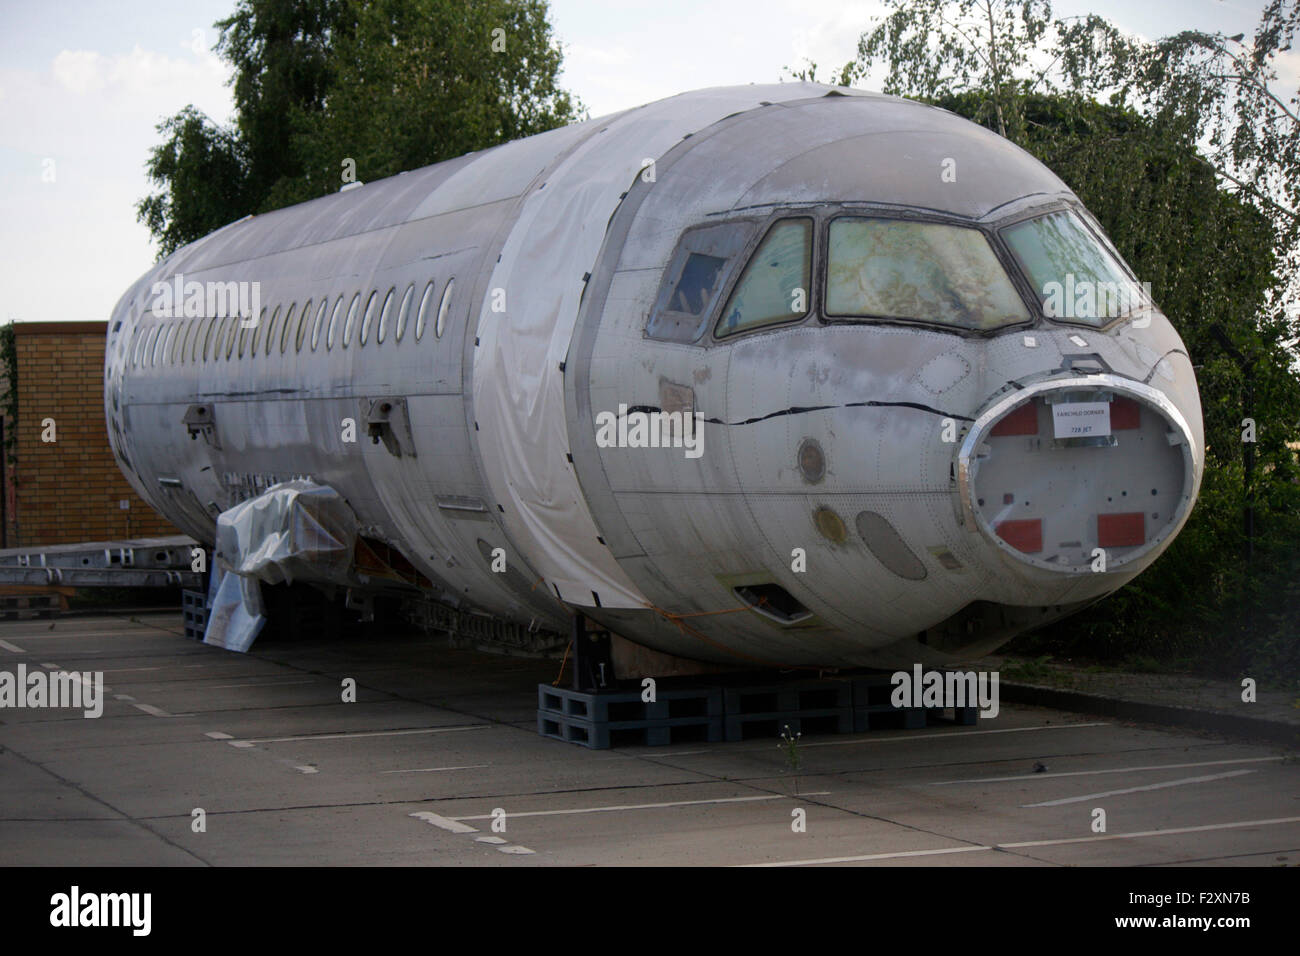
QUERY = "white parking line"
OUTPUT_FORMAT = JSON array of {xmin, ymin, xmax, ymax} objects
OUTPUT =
[
  {"xmin": 0, "ymin": 639, "xmax": 27, "ymax": 653},
  {"xmin": 450, "ymin": 792, "xmax": 830, "ymax": 822},
  {"xmin": 381, "ymin": 765, "xmax": 491, "ymax": 774},
  {"xmin": 744, "ymin": 845, "xmax": 990, "ymax": 866},
  {"xmin": 742, "ymin": 816, "xmax": 1300, "ymax": 866},
  {"xmin": 131, "ymin": 703, "xmax": 173, "ymax": 718},
  {"xmin": 1021, "ymin": 769, "xmax": 1258, "ymax": 807},
  {"xmin": 410, "ymin": 811, "xmax": 478, "ymax": 834},
  {"xmin": 241, "ymin": 724, "xmax": 489, "ymax": 744},
  {"xmin": 798, "ymin": 722, "xmax": 1109, "ymax": 748},
  {"xmin": 931, "ymin": 756, "xmax": 1283, "ymax": 786},
  {"xmin": 204, "ymin": 731, "xmax": 233, "ymax": 739}
]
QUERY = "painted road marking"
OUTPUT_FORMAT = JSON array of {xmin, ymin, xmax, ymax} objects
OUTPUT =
[
  {"xmin": 204, "ymin": 731, "xmax": 233, "ymax": 739},
  {"xmin": 381, "ymin": 765, "xmax": 491, "ymax": 775},
  {"xmin": 240, "ymin": 724, "xmax": 489, "ymax": 744},
  {"xmin": 931, "ymin": 756, "xmax": 1283, "ymax": 786},
  {"xmin": 410, "ymin": 812, "xmax": 478, "ymax": 834},
  {"xmin": 742, "ymin": 816, "xmax": 1300, "ymax": 867},
  {"xmin": 131, "ymin": 703, "xmax": 173, "ymax": 718},
  {"xmin": 1021, "ymin": 769, "xmax": 1258, "ymax": 807},
  {"xmin": 202, "ymin": 679, "xmax": 318, "ymax": 690},
  {"xmin": 451, "ymin": 792, "xmax": 831, "ymax": 822},
  {"xmin": 0, "ymin": 639, "xmax": 27, "ymax": 653},
  {"xmin": 294, "ymin": 766, "xmax": 319, "ymax": 775},
  {"xmin": 475, "ymin": 836, "xmax": 507, "ymax": 844},
  {"xmin": 799, "ymin": 722, "xmax": 1109, "ymax": 749},
  {"xmin": 498, "ymin": 845, "xmax": 535, "ymax": 854}
]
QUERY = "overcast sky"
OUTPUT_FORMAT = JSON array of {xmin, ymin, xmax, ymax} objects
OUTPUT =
[{"xmin": 0, "ymin": 0, "xmax": 1287, "ymax": 325}]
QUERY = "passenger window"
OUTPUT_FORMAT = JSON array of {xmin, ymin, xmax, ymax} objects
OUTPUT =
[
  {"xmin": 716, "ymin": 218, "xmax": 812, "ymax": 338},
  {"xmin": 327, "ymin": 296, "xmax": 344, "ymax": 350},
  {"xmin": 312, "ymin": 299, "xmax": 329, "ymax": 351},
  {"xmin": 647, "ymin": 220, "xmax": 754, "ymax": 343},
  {"xmin": 281, "ymin": 303, "xmax": 296, "ymax": 353},
  {"xmin": 258, "ymin": 306, "xmax": 277, "ymax": 356},
  {"xmin": 296, "ymin": 300, "xmax": 312, "ymax": 352},
  {"xmin": 203, "ymin": 318, "xmax": 216, "ymax": 362},
  {"xmin": 360, "ymin": 291, "xmax": 377, "ymax": 345},
  {"xmin": 416, "ymin": 281, "xmax": 435, "ymax": 340},
  {"xmin": 342, "ymin": 293, "xmax": 359, "ymax": 348},
  {"xmin": 226, "ymin": 312, "xmax": 240, "ymax": 359},
  {"xmin": 826, "ymin": 218, "xmax": 1028, "ymax": 331},
  {"xmin": 435, "ymin": 278, "xmax": 454, "ymax": 338},
  {"xmin": 395, "ymin": 285, "xmax": 413, "ymax": 342},
  {"xmin": 377, "ymin": 288, "xmax": 394, "ymax": 344}
]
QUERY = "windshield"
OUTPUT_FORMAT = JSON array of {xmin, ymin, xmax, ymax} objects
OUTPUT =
[
  {"xmin": 1002, "ymin": 209, "xmax": 1150, "ymax": 326},
  {"xmin": 825, "ymin": 218, "xmax": 1030, "ymax": 331}
]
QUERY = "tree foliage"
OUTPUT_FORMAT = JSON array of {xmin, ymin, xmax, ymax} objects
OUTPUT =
[{"xmin": 137, "ymin": 0, "xmax": 581, "ymax": 256}]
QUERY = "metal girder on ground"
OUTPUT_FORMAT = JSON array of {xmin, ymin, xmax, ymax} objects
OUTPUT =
[{"xmin": 0, "ymin": 535, "xmax": 201, "ymax": 587}]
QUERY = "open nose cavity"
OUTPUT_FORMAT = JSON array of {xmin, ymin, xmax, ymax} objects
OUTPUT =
[{"xmin": 956, "ymin": 375, "xmax": 1199, "ymax": 572}]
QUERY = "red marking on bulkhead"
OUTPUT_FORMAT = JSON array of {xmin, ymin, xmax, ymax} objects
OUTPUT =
[
  {"xmin": 996, "ymin": 518, "xmax": 1042, "ymax": 554},
  {"xmin": 990, "ymin": 401, "xmax": 1038, "ymax": 437}
]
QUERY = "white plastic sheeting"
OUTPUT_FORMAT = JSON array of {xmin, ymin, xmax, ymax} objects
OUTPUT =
[
  {"xmin": 202, "ymin": 480, "xmax": 358, "ymax": 652},
  {"xmin": 471, "ymin": 85, "xmax": 829, "ymax": 608}
]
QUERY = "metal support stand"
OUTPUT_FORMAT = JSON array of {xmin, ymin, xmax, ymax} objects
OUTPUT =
[{"xmin": 570, "ymin": 611, "xmax": 613, "ymax": 692}]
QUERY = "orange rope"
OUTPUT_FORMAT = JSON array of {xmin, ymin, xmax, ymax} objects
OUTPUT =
[{"xmin": 551, "ymin": 639, "xmax": 572, "ymax": 686}]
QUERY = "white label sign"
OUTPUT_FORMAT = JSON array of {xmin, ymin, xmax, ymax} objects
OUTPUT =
[{"xmin": 1052, "ymin": 401, "xmax": 1111, "ymax": 438}]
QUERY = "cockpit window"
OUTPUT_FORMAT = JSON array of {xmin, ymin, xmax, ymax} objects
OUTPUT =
[
  {"xmin": 1002, "ymin": 209, "xmax": 1149, "ymax": 327},
  {"xmin": 668, "ymin": 254, "xmax": 726, "ymax": 315},
  {"xmin": 715, "ymin": 218, "xmax": 812, "ymax": 338},
  {"xmin": 826, "ymin": 218, "xmax": 1029, "ymax": 331},
  {"xmin": 646, "ymin": 220, "xmax": 754, "ymax": 343}
]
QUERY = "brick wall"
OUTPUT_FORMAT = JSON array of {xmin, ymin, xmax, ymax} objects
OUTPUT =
[{"xmin": 2, "ymin": 321, "xmax": 179, "ymax": 546}]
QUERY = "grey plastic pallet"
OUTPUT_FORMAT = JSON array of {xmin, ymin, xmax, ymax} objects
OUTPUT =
[
  {"xmin": 722, "ymin": 680, "xmax": 854, "ymax": 741},
  {"xmin": 182, "ymin": 589, "xmax": 208, "ymax": 641},
  {"xmin": 537, "ymin": 684, "xmax": 723, "ymax": 749},
  {"xmin": 537, "ymin": 710, "xmax": 722, "ymax": 749}
]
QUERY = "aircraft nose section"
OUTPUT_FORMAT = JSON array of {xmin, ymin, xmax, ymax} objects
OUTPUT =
[{"xmin": 956, "ymin": 374, "xmax": 1201, "ymax": 572}]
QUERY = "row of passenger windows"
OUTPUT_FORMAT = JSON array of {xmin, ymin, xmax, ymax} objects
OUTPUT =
[{"xmin": 128, "ymin": 278, "xmax": 456, "ymax": 369}]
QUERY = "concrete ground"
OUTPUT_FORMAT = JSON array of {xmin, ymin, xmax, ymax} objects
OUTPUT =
[{"xmin": 1, "ymin": 611, "xmax": 1297, "ymax": 867}]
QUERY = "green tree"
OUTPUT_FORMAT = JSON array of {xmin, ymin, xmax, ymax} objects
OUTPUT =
[
  {"xmin": 136, "ymin": 106, "xmax": 252, "ymax": 257},
  {"xmin": 269, "ymin": 0, "xmax": 579, "ymax": 207},
  {"xmin": 137, "ymin": 0, "xmax": 581, "ymax": 257}
]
